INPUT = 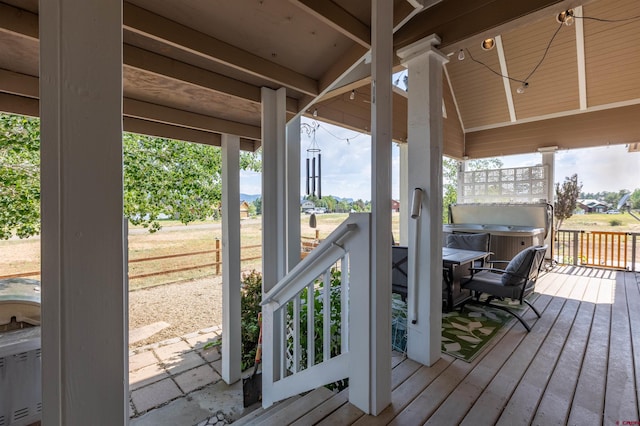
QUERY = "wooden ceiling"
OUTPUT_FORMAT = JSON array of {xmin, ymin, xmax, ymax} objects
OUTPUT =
[{"xmin": 1, "ymin": 0, "xmax": 639, "ymax": 158}]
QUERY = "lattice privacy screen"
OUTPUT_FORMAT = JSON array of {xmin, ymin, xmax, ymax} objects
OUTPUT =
[{"xmin": 458, "ymin": 165, "xmax": 549, "ymax": 204}]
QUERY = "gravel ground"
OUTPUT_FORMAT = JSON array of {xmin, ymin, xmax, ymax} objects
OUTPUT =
[{"xmin": 128, "ymin": 275, "xmax": 223, "ymax": 349}]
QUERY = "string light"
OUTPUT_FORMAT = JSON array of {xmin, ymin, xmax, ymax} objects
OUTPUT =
[
  {"xmin": 459, "ymin": 10, "xmax": 640, "ymax": 94},
  {"xmin": 350, "ymin": 90, "xmax": 355, "ymax": 100}
]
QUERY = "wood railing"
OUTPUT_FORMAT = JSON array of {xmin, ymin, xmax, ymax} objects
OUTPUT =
[
  {"xmin": 260, "ymin": 213, "xmax": 375, "ymax": 413},
  {"xmin": 555, "ymin": 230, "xmax": 640, "ymax": 271},
  {"xmin": 0, "ymin": 233, "xmax": 320, "ymax": 281}
]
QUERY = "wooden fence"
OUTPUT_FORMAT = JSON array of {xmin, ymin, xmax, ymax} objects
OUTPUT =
[{"xmin": 1, "ymin": 230, "xmax": 322, "ymax": 281}]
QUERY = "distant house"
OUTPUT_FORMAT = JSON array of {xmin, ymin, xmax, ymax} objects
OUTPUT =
[
  {"xmin": 240, "ymin": 201, "xmax": 251, "ymax": 218},
  {"xmin": 577, "ymin": 199, "xmax": 610, "ymax": 214},
  {"xmin": 301, "ymin": 200, "xmax": 315, "ymax": 212},
  {"xmin": 391, "ymin": 199, "xmax": 400, "ymax": 212}
]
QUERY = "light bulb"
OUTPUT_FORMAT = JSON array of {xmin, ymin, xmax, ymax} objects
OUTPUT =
[
  {"xmin": 313, "ymin": 108, "xmax": 318, "ymax": 117},
  {"xmin": 350, "ymin": 90, "xmax": 355, "ymax": 100},
  {"xmin": 457, "ymin": 49, "xmax": 465, "ymax": 61},
  {"xmin": 516, "ymin": 82, "xmax": 529, "ymax": 94}
]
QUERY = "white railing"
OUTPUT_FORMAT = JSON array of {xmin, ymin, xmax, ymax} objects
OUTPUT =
[{"xmin": 261, "ymin": 213, "xmax": 371, "ymax": 410}]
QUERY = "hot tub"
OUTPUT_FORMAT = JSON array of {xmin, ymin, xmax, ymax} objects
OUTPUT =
[{"xmin": 444, "ymin": 203, "xmax": 552, "ymax": 261}]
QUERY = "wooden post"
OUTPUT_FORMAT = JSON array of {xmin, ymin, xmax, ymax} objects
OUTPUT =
[
  {"xmin": 221, "ymin": 134, "xmax": 241, "ymax": 384},
  {"xmin": 398, "ymin": 34, "xmax": 449, "ymax": 366},
  {"xmin": 40, "ymin": 0, "xmax": 127, "ymax": 422},
  {"xmin": 215, "ymin": 238, "xmax": 221, "ymax": 275}
]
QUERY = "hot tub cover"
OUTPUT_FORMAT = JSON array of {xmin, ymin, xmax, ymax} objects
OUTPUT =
[{"xmin": 0, "ymin": 278, "xmax": 41, "ymax": 326}]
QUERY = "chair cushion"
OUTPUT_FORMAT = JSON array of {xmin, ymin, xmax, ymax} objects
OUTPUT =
[
  {"xmin": 446, "ymin": 233, "xmax": 490, "ymax": 252},
  {"xmin": 501, "ymin": 247, "xmax": 535, "ymax": 286}
]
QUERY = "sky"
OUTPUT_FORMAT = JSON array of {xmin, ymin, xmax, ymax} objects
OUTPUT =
[{"xmin": 240, "ymin": 119, "xmax": 640, "ymax": 201}]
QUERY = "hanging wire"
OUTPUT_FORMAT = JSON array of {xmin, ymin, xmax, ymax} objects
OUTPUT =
[
  {"xmin": 577, "ymin": 14, "xmax": 640, "ymax": 23},
  {"xmin": 462, "ymin": 11, "xmax": 640, "ymax": 90},
  {"xmin": 316, "ymin": 123, "xmax": 363, "ymax": 143},
  {"xmin": 465, "ymin": 22, "xmax": 565, "ymax": 87}
]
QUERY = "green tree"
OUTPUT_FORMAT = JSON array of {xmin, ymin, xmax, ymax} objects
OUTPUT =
[
  {"xmin": 629, "ymin": 189, "xmax": 640, "ymax": 210},
  {"xmin": 124, "ymin": 133, "xmax": 260, "ymax": 231},
  {"xmin": 0, "ymin": 114, "xmax": 40, "ymax": 239},
  {"xmin": 253, "ymin": 197, "xmax": 262, "ymax": 215},
  {"xmin": 554, "ymin": 174, "xmax": 582, "ymax": 231},
  {"xmin": 442, "ymin": 157, "xmax": 503, "ymax": 222},
  {"xmin": 0, "ymin": 112, "xmax": 261, "ymax": 238}
]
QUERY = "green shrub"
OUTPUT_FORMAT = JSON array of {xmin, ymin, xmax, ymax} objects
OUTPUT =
[
  {"xmin": 286, "ymin": 268, "xmax": 347, "ymax": 390},
  {"xmin": 240, "ymin": 270, "xmax": 262, "ymax": 371},
  {"xmin": 609, "ymin": 219, "xmax": 623, "ymax": 226},
  {"xmin": 240, "ymin": 268, "xmax": 347, "ymax": 390}
]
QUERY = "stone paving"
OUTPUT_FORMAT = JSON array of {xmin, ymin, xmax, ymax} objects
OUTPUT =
[{"xmin": 128, "ymin": 325, "xmax": 251, "ymax": 425}]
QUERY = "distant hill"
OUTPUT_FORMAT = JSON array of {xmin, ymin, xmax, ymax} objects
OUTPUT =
[
  {"xmin": 241, "ymin": 193, "xmax": 358, "ymax": 204},
  {"xmin": 240, "ymin": 193, "xmax": 260, "ymax": 203}
]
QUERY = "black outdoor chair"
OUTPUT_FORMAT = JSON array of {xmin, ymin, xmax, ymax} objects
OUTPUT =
[
  {"xmin": 391, "ymin": 246, "xmax": 408, "ymax": 301},
  {"xmin": 461, "ymin": 245, "xmax": 548, "ymax": 332},
  {"xmin": 446, "ymin": 232, "xmax": 492, "ymax": 268}
]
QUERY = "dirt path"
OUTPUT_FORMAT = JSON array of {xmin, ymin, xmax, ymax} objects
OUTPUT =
[{"xmin": 128, "ymin": 275, "xmax": 223, "ymax": 349}]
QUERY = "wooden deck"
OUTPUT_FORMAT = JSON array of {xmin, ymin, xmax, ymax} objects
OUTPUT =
[{"xmin": 242, "ymin": 266, "xmax": 640, "ymax": 425}]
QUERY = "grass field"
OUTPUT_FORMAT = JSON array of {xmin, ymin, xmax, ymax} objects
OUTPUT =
[{"xmin": 1, "ymin": 211, "xmax": 638, "ymax": 289}]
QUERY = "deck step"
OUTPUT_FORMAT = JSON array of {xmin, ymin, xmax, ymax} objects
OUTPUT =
[
  {"xmin": 232, "ymin": 395, "xmax": 301, "ymax": 426},
  {"xmin": 233, "ymin": 387, "xmax": 335, "ymax": 426}
]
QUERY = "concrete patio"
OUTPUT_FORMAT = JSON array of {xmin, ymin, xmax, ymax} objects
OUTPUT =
[{"xmin": 128, "ymin": 325, "xmax": 253, "ymax": 426}]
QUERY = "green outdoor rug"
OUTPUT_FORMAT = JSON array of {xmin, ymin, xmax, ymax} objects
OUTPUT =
[
  {"xmin": 441, "ymin": 305, "xmax": 513, "ymax": 362},
  {"xmin": 391, "ymin": 296, "xmax": 524, "ymax": 362}
]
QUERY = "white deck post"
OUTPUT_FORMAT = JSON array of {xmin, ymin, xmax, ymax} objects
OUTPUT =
[
  {"xmin": 398, "ymin": 35, "xmax": 449, "ymax": 366},
  {"xmin": 261, "ymin": 87, "xmax": 287, "ymax": 407},
  {"xmin": 40, "ymin": 0, "xmax": 127, "ymax": 423},
  {"xmin": 286, "ymin": 116, "xmax": 301, "ymax": 271},
  {"xmin": 350, "ymin": 0, "xmax": 393, "ymax": 415},
  {"xmin": 399, "ymin": 143, "xmax": 409, "ymax": 245},
  {"xmin": 221, "ymin": 134, "xmax": 241, "ymax": 384}
]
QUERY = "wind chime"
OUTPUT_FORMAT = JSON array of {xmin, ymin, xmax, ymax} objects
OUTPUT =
[{"xmin": 303, "ymin": 121, "xmax": 321, "ymax": 199}]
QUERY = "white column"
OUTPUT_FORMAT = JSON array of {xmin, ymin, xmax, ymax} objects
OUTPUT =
[
  {"xmin": 40, "ymin": 0, "xmax": 126, "ymax": 423},
  {"xmin": 261, "ymin": 87, "xmax": 288, "ymax": 291},
  {"xmin": 539, "ymin": 148, "xmax": 556, "ymax": 204},
  {"xmin": 261, "ymin": 87, "xmax": 287, "ymax": 405},
  {"xmin": 398, "ymin": 35, "xmax": 449, "ymax": 366},
  {"xmin": 353, "ymin": 0, "xmax": 393, "ymax": 415},
  {"xmin": 539, "ymin": 147, "xmax": 557, "ymax": 257},
  {"xmin": 286, "ymin": 116, "xmax": 301, "ymax": 272},
  {"xmin": 399, "ymin": 143, "xmax": 409, "ymax": 245},
  {"xmin": 221, "ymin": 134, "xmax": 241, "ymax": 384}
]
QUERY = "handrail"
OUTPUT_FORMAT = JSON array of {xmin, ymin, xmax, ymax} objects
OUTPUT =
[{"xmin": 262, "ymin": 221, "xmax": 357, "ymax": 305}]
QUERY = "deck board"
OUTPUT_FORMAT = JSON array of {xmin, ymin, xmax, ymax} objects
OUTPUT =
[
  {"xmin": 603, "ymin": 272, "xmax": 639, "ymax": 424},
  {"xmin": 350, "ymin": 357, "xmax": 453, "ymax": 425},
  {"xmin": 496, "ymin": 298, "xmax": 580, "ymax": 425},
  {"xmin": 567, "ymin": 283, "xmax": 613, "ymax": 425},
  {"xmin": 459, "ymin": 296, "xmax": 567, "ymax": 426},
  {"xmin": 423, "ymin": 293, "xmax": 553, "ymax": 425},
  {"xmin": 531, "ymin": 291, "xmax": 595, "ymax": 425},
  {"xmin": 242, "ymin": 269, "xmax": 640, "ymax": 426},
  {"xmin": 626, "ymin": 272, "xmax": 640, "ymax": 419}
]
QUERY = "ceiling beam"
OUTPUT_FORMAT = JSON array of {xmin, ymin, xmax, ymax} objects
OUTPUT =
[
  {"xmin": 0, "ymin": 92, "xmax": 39, "ymax": 117},
  {"xmin": 123, "ymin": 45, "xmax": 299, "ymax": 114},
  {"xmin": 291, "ymin": 0, "xmax": 371, "ymax": 48},
  {"xmin": 123, "ymin": 117, "xmax": 259, "ymax": 152},
  {"xmin": 465, "ymin": 103, "xmax": 640, "ymax": 158},
  {"xmin": 0, "ymin": 67, "xmax": 262, "ymax": 142},
  {"xmin": 395, "ymin": 0, "xmax": 569, "ymax": 50},
  {"xmin": 123, "ymin": 98, "xmax": 261, "ymax": 141},
  {"xmin": 0, "ymin": 3, "xmax": 38, "ymax": 40},
  {"xmin": 574, "ymin": 5, "xmax": 587, "ymax": 110},
  {"xmin": 123, "ymin": 3, "xmax": 319, "ymax": 97},
  {"xmin": 0, "ymin": 68, "xmax": 38, "ymax": 98}
]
